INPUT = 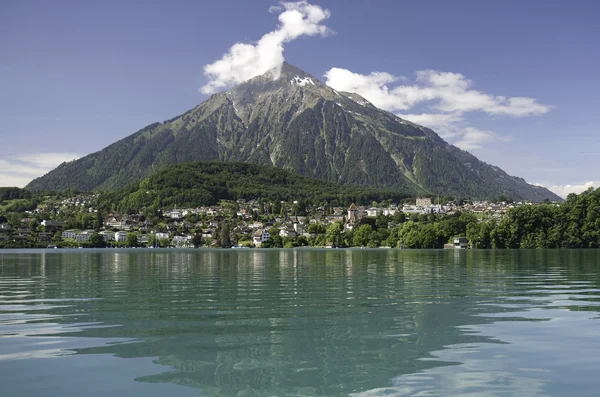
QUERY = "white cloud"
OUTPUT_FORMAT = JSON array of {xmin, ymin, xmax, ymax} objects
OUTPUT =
[
  {"xmin": 395, "ymin": 112, "xmax": 464, "ymax": 138},
  {"xmin": 325, "ymin": 67, "xmax": 550, "ymax": 151},
  {"xmin": 548, "ymin": 181, "xmax": 600, "ymax": 198},
  {"xmin": 197, "ymin": 2, "xmax": 551, "ymax": 153},
  {"xmin": 453, "ymin": 127, "xmax": 498, "ymax": 151},
  {"xmin": 395, "ymin": 114, "xmax": 507, "ymax": 151},
  {"xmin": 325, "ymin": 68, "xmax": 551, "ymax": 117},
  {"xmin": 200, "ymin": 1, "xmax": 331, "ymax": 94},
  {"xmin": 529, "ymin": 181, "xmax": 546, "ymax": 187},
  {"xmin": 0, "ymin": 153, "xmax": 79, "ymax": 188},
  {"xmin": 324, "ymin": 68, "xmax": 402, "ymax": 111}
]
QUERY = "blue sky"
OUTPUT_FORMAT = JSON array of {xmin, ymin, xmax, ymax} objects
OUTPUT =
[{"xmin": 1, "ymin": 0, "xmax": 598, "ymax": 196}]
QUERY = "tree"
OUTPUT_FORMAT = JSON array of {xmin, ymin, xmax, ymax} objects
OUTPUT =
[
  {"xmin": 375, "ymin": 214, "xmax": 389, "ymax": 230},
  {"xmin": 367, "ymin": 230, "xmax": 382, "ymax": 248},
  {"xmin": 29, "ymin": 219, "xmax": 39, "ymax": 231},
  {"xmin": 353, "ymin": 224, "xmax": 372, "ymax": 247},
  {"xmin": 326, "ymin": 222, "xmax": 344, "ymax": 247},
  {"xmin": 94, "ymin": 211, "xmax": 104, "ymax": 230},
  {"xmin": 88, "ymin": 233, "xmax": 106, "ymax": 248},
  {"xmin": 308, "ymin": 223, "xmax": 326, "ymax": 234},
  {"xmin": 192, "ymin": 233, "xmax": 203, "ymax": 248},
  {"xmin": 125, "ymin": 233, "xmax": 138, "ymax": 248},
  {"xmin": 158, "ymin": 238, "xmax": 170, "ymax": 248},
  {"xmin": 215, "ymin": 221, "xmax": 231, "ymax": 247}
]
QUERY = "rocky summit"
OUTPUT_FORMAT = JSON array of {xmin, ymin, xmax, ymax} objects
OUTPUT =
[{"xmin": 26, "ymin": 63, "xmax": 560, "ymax": 201}]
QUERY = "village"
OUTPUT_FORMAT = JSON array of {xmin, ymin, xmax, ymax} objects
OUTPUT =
[{"xmin": 0, "ymin": 193, "xmax": 536, "ymax": 248}]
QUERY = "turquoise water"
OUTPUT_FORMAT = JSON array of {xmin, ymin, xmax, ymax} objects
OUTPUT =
[{"xmin": 1, "ymin": 249, "xmax": 600, "ymax": 397}]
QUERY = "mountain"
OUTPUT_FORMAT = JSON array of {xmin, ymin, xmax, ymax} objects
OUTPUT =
[
  {"xmin": 98, "ymin": 161, "xmax": 419, "ymax": 212},
  {"xmin": 26, "ymin": 63, "xmax": 561, "ymax": 202}
]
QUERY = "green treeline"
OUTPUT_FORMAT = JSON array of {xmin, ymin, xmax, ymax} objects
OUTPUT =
[
  {"xmin": 288, "ymin": 212, "xmax": 478, "ymax": 249},
  {"xmin": 259, "ymin": 188, "xmax": 600, "ymax": 249},
  {"xmin": 467, "ymin": 188, "xmax": 600, "ymax": 248},
  {"xmin": 96, "ymin": 161, "xmax": 414, "ymax": 212}
]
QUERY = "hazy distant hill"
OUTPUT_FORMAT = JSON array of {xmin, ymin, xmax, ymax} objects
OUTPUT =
[{"xmin": 27, "ymin": 63, "xmax": 561, "ymax": 202}]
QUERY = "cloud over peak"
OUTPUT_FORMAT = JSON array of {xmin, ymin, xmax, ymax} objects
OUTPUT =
[
  {"xmin": 325, "ymin": 67, "xmax": 551, "ymax": 117},
  {"xmin": 325, "ymin": 67, "xmax": 551, "ymax": 151},
  {"xmin": 198, "ymin": 1, "xmax": 553, "ymax": 154},
  {"xmin": 201, "ymin": 1, "xmax": 331, "ymax": 94}
]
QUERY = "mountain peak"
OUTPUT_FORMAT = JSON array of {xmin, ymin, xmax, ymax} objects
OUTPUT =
[
  {"xmin": 277, "ymin": 62, "xmax": 319, "ymax": 84},
  {"xmin": 228, "ymin": 62, "xmax": 329, "ymax": 110},
  {"xmin": 26, "ymin": 55, "xmax": 563, "ymax": 202},
  {"xmin": 232, "ymin": 62, "xmax": 322, "ymax": 93}
]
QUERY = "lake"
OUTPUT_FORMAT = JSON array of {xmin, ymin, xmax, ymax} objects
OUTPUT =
[{"xmin": 1, "ymin": 249, "xmax": 600, "ymax": 397}]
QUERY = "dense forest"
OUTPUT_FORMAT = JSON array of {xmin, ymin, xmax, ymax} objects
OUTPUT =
[
  {"xmin": 96, "ymin": 161, "xmax": 416, "ymax": 213},
  {"xmin": 466, "ymin": 187, "xmax": 600, "ymax": 249}
]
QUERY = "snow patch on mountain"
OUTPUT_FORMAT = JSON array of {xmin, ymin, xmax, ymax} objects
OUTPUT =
[{"xmin": 290, "ymin": 75, "xmax": 315, "ymax": 87}]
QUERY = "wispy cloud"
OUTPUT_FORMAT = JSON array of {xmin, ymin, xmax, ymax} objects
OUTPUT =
[
  {"xmin": 324, "ymin": 67, "xmax": 551, "ymax": 151},
  {"xmin": 325, "ymin": 68, "xmax": 551, "ymax": 116},
  {"xmin": 453, "ymin": 127, "xmax": 502, "ymax": 151},
  {"xmin": 200, "ymin": 1, "xmax": 332, "ymax": 94},
  {"xmin": 547, "ymin": 181, "xmax": 599, "ymax": 198},
  {"xmin": 395, "ymin": 112, "xmax": 465, "ymax": 138},
  {"xmin": 0, "ymin": 153, "xmax": 79, "ymax": 188}
]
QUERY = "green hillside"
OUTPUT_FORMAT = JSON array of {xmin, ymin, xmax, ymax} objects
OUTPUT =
[{"xmin": 98, "ymin": 161, "xmax": 422, "ymax": 212}]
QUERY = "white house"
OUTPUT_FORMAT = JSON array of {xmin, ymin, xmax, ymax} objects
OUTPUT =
[
  {"xmin": 167, "ymin": 209, "xmax": 184, "ymax": 219},
  {"xmin": 249, "ymin": 222, "xmax": 264, "ymax": 229},
  {"xmin": 115, "ymin": 231, "xmax": 128, "ymax": 242},
  {"xmin": 423, "ymin": 205, "xmax": 445, "ymax": 215},
  {"xmin": 155, "ymin": 232, "xmax": 170, "ymax": 240},
  {"xmin": 382, "ymin": 207, "xmax": 398, "ymax": 216},
  {"xmin": 75, "ymin": 230, "xmax": 94, "ymax": 242},
  {"xmin": 172, "ymin": 235, "xmax": 192, "ymax": 247},
  {"xmin": 99, "ymin": 230, "xmax": 114, "ymax": 242},
  {"xmin": 402, "ymin": 205, "xmax": 422, "ymax": 214},
  {"xmin": 367, "ymin": 207, "xmax": 382, "ymax": 217},
  {"xmin": 105, "ymin": 217, "xmax": 126, "ymax": 229},
  {"xmin": 41, "ymin": 220, "xmax": 63, "ymax": 227},
  {"xmin": 253, "ymin": 229, "xmax": 270, "ymax": 247},
  {"xmin": 279, "ymin": 228, "xmax": 297, "ymax": 238},
  {"xmin": 62, "ymin": 230, "xmax": 76, "ymax": 239}
]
